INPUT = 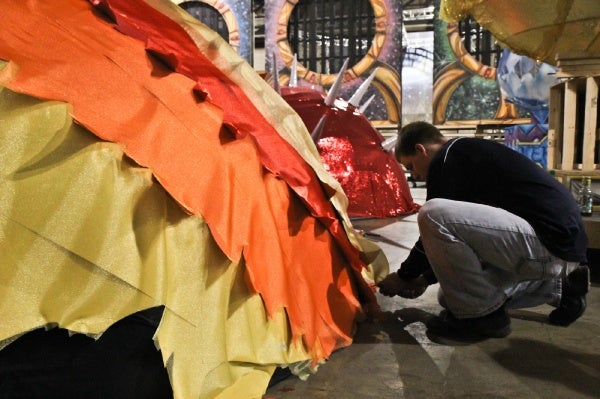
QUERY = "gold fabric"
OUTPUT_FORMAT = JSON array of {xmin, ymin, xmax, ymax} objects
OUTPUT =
[{"xmin": 440, "ymin": 0, "xmax": 600, "ymax": 63}]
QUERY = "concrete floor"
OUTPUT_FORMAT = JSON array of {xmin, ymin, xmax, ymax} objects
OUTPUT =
[{"xmin": 264, "ymin": 187, "xmax": 600, "ymax": 399}]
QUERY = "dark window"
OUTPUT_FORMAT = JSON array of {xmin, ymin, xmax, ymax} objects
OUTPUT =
[
  {"xmin": 288, "ymin": 0, "xmax": 375, "ymax": 74},
  {"xmin": 180, "ymin": 1, "xmax": 229, "ymax": 42},
  {"xmin": 458, "ymin": 17, "xmax": 502, "ymax": 67}
]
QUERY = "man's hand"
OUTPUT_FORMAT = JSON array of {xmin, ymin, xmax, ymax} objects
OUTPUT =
[{"xmin": 377, "ymin": 273, "xmax": 428, "ymax": 299}]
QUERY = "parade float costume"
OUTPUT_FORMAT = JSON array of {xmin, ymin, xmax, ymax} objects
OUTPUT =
[{"xmin": 0, "ymin": 0, "xmax": 389, "ymax": 397}]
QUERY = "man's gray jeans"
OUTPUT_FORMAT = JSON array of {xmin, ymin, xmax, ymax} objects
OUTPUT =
[{"xmin": 418, "ymin": 198, "xmax": 577, "ymax": 318}]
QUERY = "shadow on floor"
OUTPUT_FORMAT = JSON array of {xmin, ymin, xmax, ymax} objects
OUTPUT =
[{"xmin": 490, "ymin": 338, "xmax": 600, "ymax": 397}]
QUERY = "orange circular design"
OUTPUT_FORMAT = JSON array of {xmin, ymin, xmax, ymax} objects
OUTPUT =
[
  {"xmin": 175, "ymin": 0, "xmax": 240, "ymax": 52},
  {"xmin": 277, "ymin": 0, "xmax": 387, "ymax": 86}
]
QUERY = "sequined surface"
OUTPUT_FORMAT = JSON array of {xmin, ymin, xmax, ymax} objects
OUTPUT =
[{"xmin": 282, "ymin": 86, "xmax": 420, "ymax": 218}]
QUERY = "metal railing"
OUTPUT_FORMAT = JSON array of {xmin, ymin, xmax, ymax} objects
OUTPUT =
[{"xmin": 287, "ymin": 0, "xmax": 375, "ymax": 74}]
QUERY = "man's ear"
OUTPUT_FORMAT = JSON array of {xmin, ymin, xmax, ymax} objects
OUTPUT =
[{"xmin": 414, "ymin": 143, "xmax": 427, "ymax": 155}]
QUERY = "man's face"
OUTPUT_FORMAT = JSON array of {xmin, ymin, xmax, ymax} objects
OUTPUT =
[{"xmin": 399, "ymin": 144, "xmax": 430, "ymax": 181}]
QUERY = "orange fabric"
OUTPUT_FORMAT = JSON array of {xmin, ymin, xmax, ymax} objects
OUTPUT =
[
  {"xmin": 94, "ymin": 0, "xmax": 362, "ymax": 264},
  {"xmin": 0, "ymin": 0, "xmax": 374, "ymax": 358},
  {"xmin": 92, "ymin": 0, "xmax": 378, "ymax": 310}
]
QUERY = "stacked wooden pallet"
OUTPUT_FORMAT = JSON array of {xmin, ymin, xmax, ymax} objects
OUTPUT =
[
  {"xmin": 548, "ymin": 54, "xmax": 600, "ymax": 178},
  {"xmin": 556, "ymin": 52, "xmax": 600, "ymax": 78},
  {"xmin": 548, "ymin": 53, "xmax": 600, "ymax": 247},
  {"xmin": 547, "ymin": 57, "xmax": 599, "ymax": 185}
]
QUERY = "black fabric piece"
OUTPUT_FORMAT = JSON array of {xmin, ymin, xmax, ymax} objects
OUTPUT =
[
  {"xmin": 0, "ymin": 307, "xmax": 172, "ymax": 399},
  {"xmin": 267, "ymin": 366, "xmax": 292, "ymax": 388}
]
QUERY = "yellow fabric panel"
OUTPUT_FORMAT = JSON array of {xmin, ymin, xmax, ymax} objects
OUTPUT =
[
  {"xmin": 0, "ymin": 87, "xmax": 203, "ymax": 326},
  {"xmin": 0, "ymin": 215, "xmax": 159, "ymax": 341}
]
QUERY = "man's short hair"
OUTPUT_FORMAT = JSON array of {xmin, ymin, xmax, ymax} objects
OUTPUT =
[{"xmin": 396, "ymin": 121, "xmax": 444, "ymax": 156}]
